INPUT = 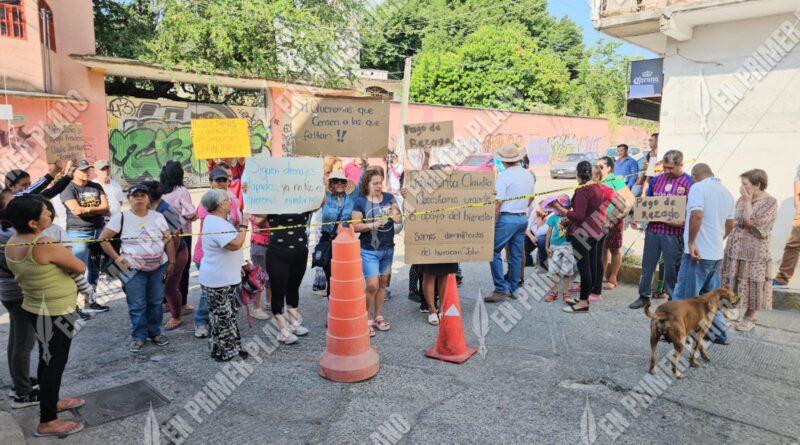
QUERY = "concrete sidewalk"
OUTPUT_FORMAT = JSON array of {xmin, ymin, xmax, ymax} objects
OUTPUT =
[{"xmin": 1, "ymin": 260, "xmax": 800, "ymax": 444}]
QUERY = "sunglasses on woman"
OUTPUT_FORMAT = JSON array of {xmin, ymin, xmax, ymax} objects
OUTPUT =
[{"xmin": 330, "ymin": 179, "xmax": 347, "ymax": 185}]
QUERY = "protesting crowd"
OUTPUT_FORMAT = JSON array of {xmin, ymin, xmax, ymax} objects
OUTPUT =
[{"xmin": 1, "ymin": 132, "xmax": 799, "ymax": 437}]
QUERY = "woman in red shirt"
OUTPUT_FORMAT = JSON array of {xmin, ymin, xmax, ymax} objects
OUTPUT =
[{"xmin": 552, "ymin": 161, "xmax": 614, "ymax": 313}]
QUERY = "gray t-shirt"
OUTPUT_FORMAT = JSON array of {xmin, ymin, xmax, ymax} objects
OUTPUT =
[{"xmin": 0, "ymin": 228, "xmax": 23, "ymax": 302}]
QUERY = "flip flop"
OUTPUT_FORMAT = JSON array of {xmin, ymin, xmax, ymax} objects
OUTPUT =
[
  {"xmin": 428, "ymin": 313, "xmax": 440, "ymax": 326},
  {"xmin": 164, "ymin": 318, "xmax": 183, "ymax": 330},
  {"xmin": 57, "ymin": 398, "xmax": 85, "ymax": 412},
  {"xmin": 374, "ymin": 316, "xmax": 391, "ymax": 331},
  {"xmin": 33, "ymin": 420, "xmax": 84, "ymax": 437},
  {"xmin": 602, "ymin": 281, "xmax": 617, "ymax": 290}
]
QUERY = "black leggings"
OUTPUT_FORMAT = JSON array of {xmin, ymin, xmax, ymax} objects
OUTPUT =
[
  {"xmin": 592, "ymin": 235, "xmax": 607, "ymax": 295},
  {"xmin": 571, "ymin": 236, "xmax": 603, "ymax": 301},
  {"xmin": 179, "ymin": 235, "xmax": 192, "ymax": 305},
  {"xmin": 25, "ymin": 310, "xmax": 75, "ymax": 423},
  {"xmin": 267, "ymin": 246, "xmax": 308, "ymax": 315}
]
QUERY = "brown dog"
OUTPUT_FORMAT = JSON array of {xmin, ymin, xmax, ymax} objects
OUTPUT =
[{"xmin": 643, "ymin": 288, "xmax": 739, "ymax": 378}]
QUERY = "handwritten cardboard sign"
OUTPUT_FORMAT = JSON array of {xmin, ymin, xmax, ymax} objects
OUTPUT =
[
  {"xmin": 44, "ymin": 123, "xmax": 84, "ymax": 163},
  {"xmin": 243, "ymin": 156, "xmax": 324, "ymax": 214},
  {"xmin": 404, "ymin": 170, "xmax": 495, "ymax": 264},
  {"xmin": 403, "ymin": 121, "xmax": 453, "ymax": 150},
  {"xmin": 291, "ymin": 95, "xmax": 390, "ymax": 157},
  {"xmin": 634, "ymin": 195, "xmax": 687, "ymax": 223},
  {"xmin": 191, "ymin": 118, "xmax": 252, "ymax": 159}
]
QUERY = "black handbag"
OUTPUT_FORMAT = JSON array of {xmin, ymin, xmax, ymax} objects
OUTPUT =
[
  {"xmin": 312, "ymin": 202, "xmax": 344, "ymax": 268},
  {"xmin": 312, "ymin": 231, "xmax": 334, "ymax": 268}
]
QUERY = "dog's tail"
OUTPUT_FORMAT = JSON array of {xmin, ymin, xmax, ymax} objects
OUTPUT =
[{"xmin": 643, "ymin": 303, "xmax": 668, "ymax": 321}]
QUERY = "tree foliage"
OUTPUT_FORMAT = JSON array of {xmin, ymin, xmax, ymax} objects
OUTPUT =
[
  {"xmin": 93, "ymin": 0, "xmax": 636, "ymax": 118},
  {"xmin": 410, "ymin": 24, "xmax": 570, "ymax": 112},
  {"xmin": 94, "ymin": 0, "xmax": 363, "ymax": 102},
  {"xmin": 361, "ymin": 0, "xmax": 586, "ymax": 77}
]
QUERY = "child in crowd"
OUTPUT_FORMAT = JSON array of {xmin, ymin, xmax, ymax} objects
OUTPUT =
[
  {"xmin": 542, "ymin": 195, "xmax": 575, "ymax": 303},
  {"xmin": 525, "ymin": 204, "xmax": 551, "ymax": 271},
  {"xmin": 40, "ymin": 198, "xmax": 99, "ymax": 319}
]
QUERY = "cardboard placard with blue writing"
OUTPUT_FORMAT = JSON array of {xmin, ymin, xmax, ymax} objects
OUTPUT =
[
  {"xmin": 243, "ymin": 157, "xmax": 325, "ymax": 214},
  {"xmin": 290, "ymin": 95, "xmax": 390, "ymax": 157},
  {"xmin": 403, "ymin": 170, "xmax": 495, "ymax": 264},
  {"xmin": 634, "ymin": 195, "xmax": 686, "ymax": 223}
]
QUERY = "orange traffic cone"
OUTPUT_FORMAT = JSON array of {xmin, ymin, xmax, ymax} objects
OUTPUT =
[
  {"xmin": 318, "ymin": 224, "xmax": 380, "ymax": 382},
  {"xmin": 425, "ymin": 274, "xmax": 477, "ymax": 364}
]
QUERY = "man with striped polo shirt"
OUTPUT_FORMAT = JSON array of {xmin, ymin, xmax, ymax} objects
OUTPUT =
[{"xmin": 629, "ymin": 150, "xmax": 693, "ymax": 309}]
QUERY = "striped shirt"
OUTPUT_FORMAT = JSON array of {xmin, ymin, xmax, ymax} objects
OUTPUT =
[{"xmin": 646, "ymin": 173, "xmax": 692, "ymax": 236}]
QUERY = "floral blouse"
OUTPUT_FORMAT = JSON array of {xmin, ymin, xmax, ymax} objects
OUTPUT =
[{"xmin": 723, "ymin": 195, "xmax": 778, "ymax": 262}]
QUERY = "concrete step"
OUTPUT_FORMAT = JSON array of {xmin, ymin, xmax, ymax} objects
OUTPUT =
[{"xmin": 617, "ymin": 264, "xmax": 800, "ymax": 313}]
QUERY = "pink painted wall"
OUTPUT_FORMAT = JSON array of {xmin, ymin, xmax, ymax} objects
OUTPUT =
[
  {"xmin": 269, "ymin": 91, "xmax": 647, "ymax": 163},
  {"xmin": 0, "ymin": 97, "xmax": 107, "ymax": 179},
  {"xmin": 1, "ymin": 0, "xmax": 45, "ymax": 91},
  {"xmin": 389, "ymin": 102, "xmax": 648, "ymax": 165}
]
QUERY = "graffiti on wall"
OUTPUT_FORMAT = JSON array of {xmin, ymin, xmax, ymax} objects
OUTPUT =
[
  {"xmin": 485, "ymin": 133, "xmax": 603, "ymax": 164},
  {"xmin": 107, "ymin": 96, "xmax": 271, "ymax": 187},
  {"xmin": 390, "ymin": 129, "xmax": 606, "ymax": 166}
]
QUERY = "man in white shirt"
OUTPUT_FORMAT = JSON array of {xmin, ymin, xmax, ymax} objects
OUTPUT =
[
  {"xmin": 673, "ymin": 163, "xmax": 736, "ymax": 345},
  {"xmin": 485, "ymin": 144, "xmax": 535, "ymax": 302},
  {"xmin": 94, "ymin": 160, "xmax": 125, "ymax": 217}
]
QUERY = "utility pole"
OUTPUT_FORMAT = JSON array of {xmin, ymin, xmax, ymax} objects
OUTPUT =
[{"xmin": 397, "ymin": 57, "xmax": 412, "ymax": 163}]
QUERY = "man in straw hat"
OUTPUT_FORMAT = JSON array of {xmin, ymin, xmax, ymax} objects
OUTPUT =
[{"xmin": 486, "ymin": 144, "xmax": 536, "ymax": 302}]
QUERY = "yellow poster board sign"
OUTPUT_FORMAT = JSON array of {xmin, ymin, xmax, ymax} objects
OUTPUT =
[{"xmin": 191, "ymin": 119, "xmax": 252, "ymax": 159}]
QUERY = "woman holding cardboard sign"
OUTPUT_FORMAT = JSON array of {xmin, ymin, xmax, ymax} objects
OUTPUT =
[{"xmin": 353, "ymin": 169, "xmax": 402, "ymax": 335}]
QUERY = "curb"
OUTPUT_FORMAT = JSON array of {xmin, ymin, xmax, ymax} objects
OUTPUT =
[
  {"xmin": 616, "ymin": 265, "xmax": 800, "ymax": 313},
  {"xmin": 0, "ymin": 410, "xmax": 25, "ymax": 445}
]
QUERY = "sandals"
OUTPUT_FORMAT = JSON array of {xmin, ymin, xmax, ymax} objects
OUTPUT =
[
  {"xmin": 735, "ymin": 318, "xmax": 756, "ymax": 331},
  {"xmin": 562, "ymin": 304, "xmax": 589, "ymax": 313},
  {"xmin": 180, "ymin": 305, "xmax": 195, "ymax": 316},
  {"xmin": 164, "ymin": 318, "xmax": 183, "ymax": 330},
  {"xmin": 564, "ymin": 296, "xmax": 577, "ymax": 305},
  {"xmin": 374, "ymin": 316, "xmax": 391, "ymax": 331},
  {"xmin": 428, "ymin": 313, "xmax": 440, "ymax": 326},
  {"xmin": 602, "ymin": 281, "xmax": 617, "ymax": 290},
  {"xmin": 367, "ymin": 320, "xmax": 376, "ymax": 337},
  {"xmin": 34, "ymin": 420, "xmax": 84, "ymax": 437},
  {"xmin": 545, "ymin": 293, "xmax": 558, "ymax": 303},
  {"xmin": 57, "ymin": 398, "xmax": 85, "ymax": 412}
]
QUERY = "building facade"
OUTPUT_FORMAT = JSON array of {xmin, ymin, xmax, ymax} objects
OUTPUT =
[
  {"xmin": 593, "ymin": 0, "xmax": 800, "ymax": 267},
  {"xmin": 0, "ymin": 0, "xmax": 108, "ymax": 178}
]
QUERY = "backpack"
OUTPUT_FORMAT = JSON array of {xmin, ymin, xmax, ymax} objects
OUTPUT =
[{"xmin": 238, "ymin": 261, "xmax": 267, "ymax": 327}]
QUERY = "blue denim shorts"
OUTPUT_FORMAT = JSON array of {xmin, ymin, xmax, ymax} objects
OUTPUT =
[{"xmin": 361, "ymin": 247, "xmax": 394, "ymax": 277}]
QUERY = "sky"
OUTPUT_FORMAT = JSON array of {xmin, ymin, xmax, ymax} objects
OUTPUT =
[{"xmin": 546, "ymin": 0, "xmax": 656, "ymax": 58}]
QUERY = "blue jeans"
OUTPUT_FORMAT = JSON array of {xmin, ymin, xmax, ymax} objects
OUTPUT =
[
  {"xmin": 67, "ymin": 228, "xmax": 101, "ymax": 286},
  {"xmin": 639, "ymin": 231, "xmax": 682, "ymax": 299},
  {"xmin": 122, "ymin": 264, "xmax": 166, "ymax": 341},
  {"xmin": 491, "ymin": 214, "xmax": 528, "ymax": 293},
  {"xmin": 195, "ymin": 262, "xmax": 209, "ymax": 327},
  {"xmin": 673, "ymin": 254, "xmax": 728, "ymax": 342}
]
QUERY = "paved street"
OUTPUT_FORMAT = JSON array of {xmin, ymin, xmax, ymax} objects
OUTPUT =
[{"xmin": 1, "ymin": 246, "xmax": 799, "ymax": 444}]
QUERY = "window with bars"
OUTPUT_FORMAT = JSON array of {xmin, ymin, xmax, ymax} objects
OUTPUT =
[{"xmin": 0, "ymin": 0, "xmax": 25, "ymax": 40}]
